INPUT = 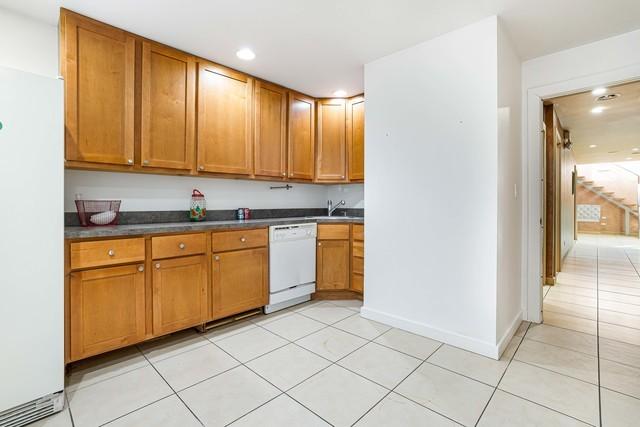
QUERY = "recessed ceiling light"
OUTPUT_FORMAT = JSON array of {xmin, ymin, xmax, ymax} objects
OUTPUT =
[
  {"xmin": 592, "ymin": 87, "xmax": 607, "ymax": 96},
  {"xmin": 333, "ymin": 90, "xmax": 347, "ymax": 97},
  {"xmin": 589, "ymin": 144, "xmax": 597, "ymax": 148},
  {"xmin": 236, "ymin": 48, "xmax": 255, "ymax": 61},
  {"xmin": 633, "ymin": 148, "xmax": 640, "ymax": 152},
  {"xmin": 591, "ymin": 106, "xmax": 604, "ymax": 114},
  {"xmin": 626, "ymin": 157, "xmax": 633, "ymax": 160}
]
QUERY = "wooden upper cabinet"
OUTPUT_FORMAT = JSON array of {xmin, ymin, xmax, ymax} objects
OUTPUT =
[
  {"xmin": 288, "ymin": 92, "xmax": 315, "ymax": 181},
  {"xmin": 141, "ymin": 42, "xmax": 196, "ymax": 170},
  {"xmin": 254, "ymin": 81, "xmax": 287, "ymax": 178},
  {"xmin": 316, "ymin": 98, "xmax": 347, "ymax": 182},
  {"xmin": 347, "ymin": 96, "xmax": 365, "ymax": 181},
  {"xmin": 197, "ymin": 62, "xmax": 253, "ymax": 175},
  {"xmin": 62, "ymin": 10, "xmax": 135, "ymax": 166}
]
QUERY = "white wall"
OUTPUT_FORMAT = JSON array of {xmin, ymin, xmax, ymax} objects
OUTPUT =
[
  {"xmin": 362, "ymin": 17, "xmax": 501, "ymax": 357},
  {"xmin": 496, "ymin": 21, "xmax": 522, "ymax": 348},
  {"xmin": 522, "ymin": 28, "xmax": 640, "ymax": 322},
  {"xmin": 65, "ymin": 170, "xmax": 337, "ymax": 211},
  {"xmin": 327, "ymin": 184, "xmax": 364, "ymax": 209},
  {"xmin": 0, "ymin": 7, "xmax": 58, "ymax": 77}
]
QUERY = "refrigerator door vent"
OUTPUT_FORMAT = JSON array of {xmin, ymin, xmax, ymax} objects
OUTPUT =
[{"xmin": 0, "ymin": 392, "xmax": 64, "ymax": 427}]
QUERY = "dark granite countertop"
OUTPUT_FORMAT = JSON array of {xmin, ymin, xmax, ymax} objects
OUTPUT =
[{"xmin": 65, "ymin": 216, "xmax": 364, "ymax": 239}]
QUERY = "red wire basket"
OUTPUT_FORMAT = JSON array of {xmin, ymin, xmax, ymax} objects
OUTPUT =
[{"xmin": 75, "ymin": 200, "xmax": 121, "ymax": 227}]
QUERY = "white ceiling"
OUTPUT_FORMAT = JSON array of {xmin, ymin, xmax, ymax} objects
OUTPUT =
[
  {"xmin": 2, "ymin": 0, "xmax": 640, "ymax": 97},
  {"xmin": 551, "ymin": 80, "xmax": 640, "ymax": 164}
]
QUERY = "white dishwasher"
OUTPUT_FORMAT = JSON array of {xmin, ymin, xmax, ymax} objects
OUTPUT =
[{"xmin": 265, "ymin": 223, "xmax": 317, "ymax": 313}]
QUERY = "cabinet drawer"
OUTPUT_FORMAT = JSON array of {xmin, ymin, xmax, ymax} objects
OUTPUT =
[
  {"xmin": 351, "ymin": 273, "xmax": 363, "ymax": 293},
  {"xmin": 317, "ymin": 224, "xmax": 350, "ymax": 240},
  {"xmin": 352, "ymin": 256, "xmax": 364, "ymax": 275},
  {"xmin": 70, "ymin": 238, "xmax": 145, "ymax": 270},
  {"xmin": 152, "ymin": 233, "xmax": 206, "ymax": 259},
  {"xmin": 211, "ymin": 228, "xmax": 268, "ymax": 252},
  {"xmin": 352, "ymin": 224, "xmax": 364, "ymax": 241},
  {"xmin": 352, "ymin": 240, "xmax": 364, "ymax": 258}
]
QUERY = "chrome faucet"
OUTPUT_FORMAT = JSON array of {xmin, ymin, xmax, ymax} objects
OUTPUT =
[{"xmin": 328, "ymin": 199, "xmax": 346, "ymax": 216}]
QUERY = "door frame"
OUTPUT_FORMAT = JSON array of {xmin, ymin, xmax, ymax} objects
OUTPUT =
[{"xmin": 523, "ymin": 64, "xmax": 640, "ymax": 323}]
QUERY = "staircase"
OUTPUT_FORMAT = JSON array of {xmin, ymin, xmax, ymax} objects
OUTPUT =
[{"xmin": 577, "ymin": 175, "xmax": 638, "ymax": 235}]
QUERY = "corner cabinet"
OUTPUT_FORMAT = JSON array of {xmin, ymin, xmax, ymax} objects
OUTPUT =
[
  {"xmin": 288, "ymin": 92, "xmax": 316, "ymax": 181},
  {"xmin": 316, "ymin": 99, "xmax": 347, "ymax": 182},
  {"xmin": 61, "ymin": 11, "xmax": 135, "ymax": 166},
  {"xmin": 347, "ymin": 96, "xmax": 365, "ymax": 182},
  {"xmin": 254, "ymin": 81, "xmax": 287, "ymax": 178},
  {"xmin": 141, "ymin": 42, "xmax": 196, "ymax": 170},
  {"xmin": 197, "ymin": 62, "xmax": 253, "ymax": 175}
]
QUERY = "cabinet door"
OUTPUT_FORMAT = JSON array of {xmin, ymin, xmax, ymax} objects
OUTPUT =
[
  {"xmin": 152, "ymin": 255, "xmax": 207, "ymax": 335},
  {"xmin": 287, "ymin": 92, "xmax": 315, "ymax": 180},
  {"xmin": 212, "ymin": 248, "xmax": 268, "ymax": 319},
  {"xmin": 62, "ymin": 12, "xmax": 135, "ymax": 165},
  {"xmin": 317, "ymin": 240, "xmax": 349, "ymax": 290},
  {"xmin": 69, "ymin": 264, "xmax": 145, "ymax": 361},
  {"xmin": 141, "ymin": 42, "xmax": 196, "ymax": 170},
  {"xmin": 347, "ymin": 96, "xmax": 365, "ymax": 181},
  {"xmin": 197, "ymin": 62, "xmax": 253, "ymax": 175},
  {"xmin": 316, "ymin": 98, "xmax": 347, "ymax": 182},
  {"xmin": 254, "ymin": 81, "xmax": 287, "ymax": 178}
]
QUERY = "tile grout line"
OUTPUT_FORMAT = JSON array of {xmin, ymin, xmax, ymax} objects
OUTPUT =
[
  {"xmin": 135, "ymin": 345, "xmax": 206, "ymax": 427},
  {"xmin": 473, "ymin": 322, "xmax": 531, "ymax": 427}
]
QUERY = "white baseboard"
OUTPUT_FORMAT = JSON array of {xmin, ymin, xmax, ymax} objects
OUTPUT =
[
  {"xmin": 496, "ymin": 310, "xmax": 523, "ymax": 357},
  {"xmin": 361, "ymin": 306, "xmax": 503, "ymax": 359}
]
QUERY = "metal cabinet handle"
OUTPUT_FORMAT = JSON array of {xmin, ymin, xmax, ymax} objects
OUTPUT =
[
  {"xmin": 143, "ymin": 160, "xmax": 149, "ymax": 165},
  {"xmin": 198, "ymin": 166, "xmax": 204, "ymax": 171},
  {"xmin": 138, "ymin": 265, "xmax": 144, "ymax": 272},
  {"xmin": 127, "ymin": 159, "xmax": 133, "ymax": 165},
  {"xmin": 318, "ymin": 242, "xmax": 322, "ymax": 246},
  {"xmin": 240, "ymin": 237, "xmax": 247, "ymax": 242},
  {"xmin": 107, "ymin": 249, "xmax": 115, "ymax": 257},
  {"xmin": 341, "ymin": 175, "xmax": 345, "ymax": 179},
  {"xmin": 155, "ymin": 263, "xmax": 160, "ymax": 269},
  {"xmin": 289, "ymin": 173, "xmax": 293, "ymax": 177},
  {"xmin": 214, "ymin": 255, "xmax": 220, "ymax": 261},
  {"xmin": 179, "ymin": 243, "xmax": 185, "ymax": 249}
]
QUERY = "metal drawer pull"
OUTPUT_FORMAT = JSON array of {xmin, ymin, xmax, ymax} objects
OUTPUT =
[
  {"xmin": 214, "ymin": 255, "xmax": 220, "ymax": 261},
  {"xmin": 179, "ymin": 243, "xmax": 185, "ymax": 249},
  {"xmin": 155, "ymin": 263, "xmax": 160, "ymax": 269},
  {"xmin": 138, "ymin": 265, "xmax": 144, "ymax": 272},
  {"xmin": 240, "ymin": 237, "xmax": 247, "ymax": 242},
  {"xmin": 107, "ymin": 249, "xmax": 115, "ymax": 257}
]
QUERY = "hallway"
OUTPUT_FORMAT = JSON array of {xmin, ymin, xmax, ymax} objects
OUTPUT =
[{"xmin": 535, "ymin": 234, "xmax": 640, "ymax": 426}]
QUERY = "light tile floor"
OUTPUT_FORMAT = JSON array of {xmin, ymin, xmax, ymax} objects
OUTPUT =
[{"xmin": 37, "ymin": 235, "xmax": 640, "ymax": 426}]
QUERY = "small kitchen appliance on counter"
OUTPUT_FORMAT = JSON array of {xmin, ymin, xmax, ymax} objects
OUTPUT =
[{"xmin": 265, "ymin": 223, "xmax": 317, "ymax": 313}]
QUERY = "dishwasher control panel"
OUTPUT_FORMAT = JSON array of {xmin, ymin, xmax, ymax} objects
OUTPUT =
[{"xmin": 269, "ymin": 223, "xmax": 317, "ymax": 242}]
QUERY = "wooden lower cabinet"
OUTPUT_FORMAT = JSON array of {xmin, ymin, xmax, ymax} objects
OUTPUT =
[
  {"xmin": 69, "ymin": 264, "xmax": 146, "ymax": 361},
  {"xmin": 317, "ymin": 240, "xmax": 350, "ymax": 290},
  {"xmin": 211, "ymin": 247, "xmax": 268, "ymax": 319},
  {"xmin": 152, "ymin": 255, "xmax": 207, "ymax": 335}
]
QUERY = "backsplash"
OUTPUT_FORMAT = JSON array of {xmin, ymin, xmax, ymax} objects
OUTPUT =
[{"xmin": 65, "ymin": 170, "xmax": 364, "ymax": 212}]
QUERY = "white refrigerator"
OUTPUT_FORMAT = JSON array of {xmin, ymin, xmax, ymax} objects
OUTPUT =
[{"xmin": 0, "ymin": 66, "xmax": 65, "ymax": 425}]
